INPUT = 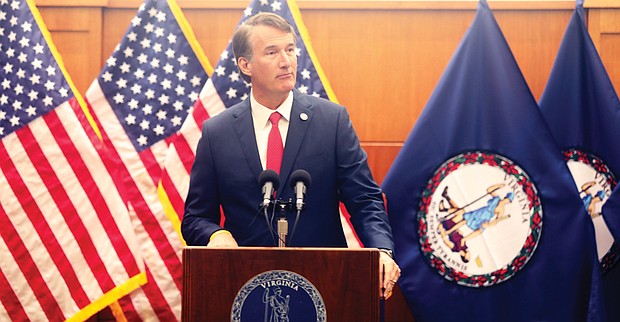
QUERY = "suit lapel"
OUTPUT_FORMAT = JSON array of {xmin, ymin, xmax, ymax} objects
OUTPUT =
[
  {"xmin": 231, "ymin": 101, "xmax": 263, "ymax": 180},
  {"xmin": 279, "ymin": 91, "xmax": 313, "ymax": 192}
]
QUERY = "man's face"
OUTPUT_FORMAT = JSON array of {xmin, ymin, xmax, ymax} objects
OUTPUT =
[{"xmin": 242, "ymin": 25, "xmax": 297, "ymax": 107}]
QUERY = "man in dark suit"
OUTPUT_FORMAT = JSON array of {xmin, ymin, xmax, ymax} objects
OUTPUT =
[{"xmin": 182, "ymin": 12, "xmax": 400, "ymax": 296}]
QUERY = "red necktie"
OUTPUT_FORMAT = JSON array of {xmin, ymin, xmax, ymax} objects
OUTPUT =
[{"xmin": 266, "ymin": 112, "xmax": 283, "ymax": 174}]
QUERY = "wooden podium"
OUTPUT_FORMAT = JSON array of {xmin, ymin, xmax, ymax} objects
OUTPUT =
[{"xmin": 183, "ymin": 247, "xmax": 384, "ymax": 321}]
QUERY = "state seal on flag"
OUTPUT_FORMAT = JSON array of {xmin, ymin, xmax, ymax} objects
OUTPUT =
[
  {"xmin": 419, "ymin": 151, "xmax": 542, "ymax": 287},
  {"xmin": 564, "ymin": 148, "xmax": 619, "ymax": 273},
  {"xmin": 231, "ymin": 270, "xmax": 326, "ymax": 322}
]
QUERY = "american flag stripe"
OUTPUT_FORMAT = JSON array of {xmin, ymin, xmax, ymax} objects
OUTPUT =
[
  {"xmin": 0, "ymin": 253, "xmax": 30, "ymax": 321},
  {"xmin": 116, "ymin": 271, "xmax": 172, "ymax": 321},
  {"xmin": 48, "ymin": 104, "xmax": 144, "ymax": 281},
  {"xmin": 0, "ymin": 237, "xmax": 50, "ymax": 320},
  {"xmin": 1, "ymin": 107, "xmax": 144, "ymax": 317},
  {"xmin": 39, "ymin": 104, "xmax": 142, "ymax": 279},
  {"xmin": 1, "ymin": 106, "xmax": 145, "ymax": 317},
  {"xmin": 1, "ymin": 0, "xmax": 144, "ymax": 319},
  {"xmin": 137, "ymin": 139, "xmax": 170, "ymax": 185},
  {"xmin": 159, "ymin": 79, "xmax": 225, "ymax": 223},
  {"xmin": 158, "ymin": 149, "xmax": 187, "ymax": 225},
  {"xmin": 339, "ymin": 204, "xmax": 363, "ymax": 247},
  {"xmin": 132, "ymin": 268, "xmax": 177, "ymax": 321},
  {"xmin": 86, "ymin": 83, "xmax": 183, "ymax": 319},
  {"xmin": 83, "ymin": 0, "xmax": 219, "ymax": 317},
  {"xmin": 170, "ymin": 126, "xmax": 195, "ymax": 174},
  {"xmin": 0, "ymin": 188, "xmax": 77, "ymax": 320},
  {"xmin": 0, "ymin": 139, "xmax": 91, "ymax": 308},
  {"xmin": 16, "ymin": 119, "xmax": 118, "ymax": 294},
  {"xmin": 84, "ymin": 97, "xmax": 183, "ymax": 280},
  {"xmin": 0, "ymin": 204, "xmax": 66, "ymax": 320},
  {"xmin": 63, "ymin": 104, "xmax": 147, "ymax": 286}
]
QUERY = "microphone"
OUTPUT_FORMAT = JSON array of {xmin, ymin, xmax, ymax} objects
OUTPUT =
[
  {"xmin": 290, "ymin": 169, "xmax": 311, "ymax": 211},
  {"xmin": 258, "ymin": 169, "xmax": 280, "ymax": 208}
]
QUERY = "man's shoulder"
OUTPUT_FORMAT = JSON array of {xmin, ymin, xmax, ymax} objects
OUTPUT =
[
  {"xmin": 201, "ymin": 101, "xmax": 249, "ymax": 132},
  {"xmin": 208, "ymin": 100, "xmax": 248, "ymax": 121}
]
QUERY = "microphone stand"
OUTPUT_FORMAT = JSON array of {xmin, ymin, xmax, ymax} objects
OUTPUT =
[
  {"xmin": 277, "ymin": 217, "xmax": 288, "ymax": 248},
  {"xmin": 275, "ymin": 199, "xmax": 291, "ymax": 248}
]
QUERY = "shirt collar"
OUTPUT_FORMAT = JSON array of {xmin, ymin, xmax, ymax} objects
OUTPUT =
[{"xmin": 250, "ymin": 91, "xmax": 293, "ymax": 129}]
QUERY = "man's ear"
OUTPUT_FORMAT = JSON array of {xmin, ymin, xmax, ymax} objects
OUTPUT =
[{"xmin": 237, "ymin": 57, "xmax": 251, "ymax": 78}]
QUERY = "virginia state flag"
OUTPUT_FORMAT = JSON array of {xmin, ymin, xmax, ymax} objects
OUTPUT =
[
  {"xmin": 604, "ymin": 191, "xmax": 620, "ymax": 247},
  {"xmin": 539, "ymin": 1, "xmax": 620, "ymax": 319},
  {"xmin": 382, "ymin": 1, "xmax": 603, "ymax": 321},
  {"xmin": 604, "ymin": 188, "xmax": 620, "ymax": 320}
]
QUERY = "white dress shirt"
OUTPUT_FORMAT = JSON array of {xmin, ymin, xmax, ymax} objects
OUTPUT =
[{"xmin": 251, "ymin": 91, "xmax": 293, "ymax": 170}]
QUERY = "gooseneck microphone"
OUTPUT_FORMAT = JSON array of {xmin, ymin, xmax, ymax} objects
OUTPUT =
[
  {"xmin": 258, "ymin": 169, "xmax": 280, "ymax": 208},
  {"xmin": 258, "ymin": 169, "xmax": 280, "ymax": 246},
  {"xmin": 288, "ymin": 169, "xmax": 311, "ymax": 246},
  {"xmin": 290, "ymin": 169, "xmax": 311, "ymax": 212}
]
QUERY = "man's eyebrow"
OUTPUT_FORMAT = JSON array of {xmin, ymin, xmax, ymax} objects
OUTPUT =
[
  {"xmin": 262, "ymin": 40, "xmax": 295, "ymax": 51},
  {"xmin": 264, "ymin": 44, "xmax": 278, "ymax": 50}
]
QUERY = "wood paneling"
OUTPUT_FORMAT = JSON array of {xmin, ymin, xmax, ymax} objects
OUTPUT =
[
  {"xmin": 589, "ymin": 8, "xmax": 620, "ymax": 93},
  {"xmin": 363, "ymin": 144, "xmax": 403, "ymax": 185},
  {"xmin": 301, "ymin": 9, "xmax": 472, "ymax": 143},
  {"xmin": 182, "ymin": 8, "xmax": 244, "ymax": 66},
  {"xmin": 38, "ymin": 7, "xmax": 102, "ymax": 95}
]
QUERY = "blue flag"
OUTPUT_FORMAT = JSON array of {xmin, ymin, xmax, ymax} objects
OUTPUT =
[
  {"xmin": 539, "ymin": 1, "xmax": 620, "ymax": 319},
  {"xmin": 603, "ymin": 186, "xmax": 620, "ymax": 320},
  {"xmin": 604, "ymin": 191, "xmax": 620, "ymax": 249},
  {"xmin": 382, "ymin": 1, "xmax": 602, "ymax": 321}
]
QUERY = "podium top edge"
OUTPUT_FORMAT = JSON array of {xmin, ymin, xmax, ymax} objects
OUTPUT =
[{"xmin": 183, "ymin": 246, "xmax": 380, "ymax": 252}]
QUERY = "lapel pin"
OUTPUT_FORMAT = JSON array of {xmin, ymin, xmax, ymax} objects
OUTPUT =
[{"xmin": 300, "ymin": 113, "xmax": 308, "ymax": 121}]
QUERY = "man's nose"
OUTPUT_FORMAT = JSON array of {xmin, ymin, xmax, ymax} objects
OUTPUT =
[{"xmin": 279, "ymin": 51, "xmax": 292, "ymax": 67}]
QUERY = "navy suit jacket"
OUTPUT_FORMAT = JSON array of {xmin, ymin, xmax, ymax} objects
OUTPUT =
[{"xmin": 182, "ymin": 89, "xmax": 394, "ymax": 250}]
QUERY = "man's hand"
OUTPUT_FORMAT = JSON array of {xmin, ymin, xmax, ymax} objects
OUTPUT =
[
  {"xmin": 379, "ymin": 251, "xmax": 401, "ymax": 299},
  {"xmin": 206, "ymin": 230, "xmax": 239, "ymax": 247}
]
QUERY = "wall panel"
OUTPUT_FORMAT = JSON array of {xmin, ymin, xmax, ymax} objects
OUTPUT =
[
  {"xmin": 589, "ymin": 7, "xmax": 620, "ymax": 93},
  {"xmin": 38, "ymin": 7, "xmax": 102, "ymax": 95}
]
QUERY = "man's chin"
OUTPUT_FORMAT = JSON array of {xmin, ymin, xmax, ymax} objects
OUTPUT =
[{"xmin": 280, "ymin": 83, "xmax": 295, "ymax": 93}]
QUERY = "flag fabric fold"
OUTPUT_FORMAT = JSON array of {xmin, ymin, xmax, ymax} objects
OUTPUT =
[
  {"xmin": 159, "ymin": 0, "xmax": 363, "ymax": 247},
  {"xmin": 539, "ymin": 1, "xmax": 620, "ymax": 319},
  {"xmin": 84, "ymin": 0, "xmax": 212, "ymax": 319},
  {"xmin": 0, "ymin": 0, "xmax": 144, "ymax": 321},
  {"xmin": 604, "ymin": 191, "xmax": 620, "ymax": 250},
  {"xmin": 382, "ymin": 1, "xmax": 603, "ymax": 321}
]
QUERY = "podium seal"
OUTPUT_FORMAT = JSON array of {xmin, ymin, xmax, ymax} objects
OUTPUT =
[{"xmin": 231, "ymin": 270, "xmax": 326, "ymax": 322}]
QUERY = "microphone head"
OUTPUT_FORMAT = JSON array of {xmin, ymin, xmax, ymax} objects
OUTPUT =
[
  {"xmin": 258, "ymin": 169, "xmax": 280, "ymax": 189},
  {"xmin": 290, "ymin": 169, "xmax": 311, "ymax": 188}
]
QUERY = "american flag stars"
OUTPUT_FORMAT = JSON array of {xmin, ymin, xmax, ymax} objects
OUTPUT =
[
  {"xmin": 212, "ymin": 0, "xmax": 327, "ymax": 109},
  {"xmin": 0, "ymin": 0, "xmax": 69, "ymax": 138},
  {"xmin": 97, "ymin": 1, "xmax": 207, "ymax": 152}
]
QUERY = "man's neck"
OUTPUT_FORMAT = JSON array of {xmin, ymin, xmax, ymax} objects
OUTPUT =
[{"xmin": 252, "ymin": 92, "xmax": 290, "ymax": 110}]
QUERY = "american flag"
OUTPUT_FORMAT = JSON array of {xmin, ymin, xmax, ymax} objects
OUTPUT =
[
  {"xmin": 0, "ymin": 0, "xmax": 144, "ymax": 320},
  {"xmin": 159, "ymin": 0, "xmax": 362, "ymax": 247},
  {"xmin": 84, "ymin": 0, "xmax": 211, "ymax": 320}
]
